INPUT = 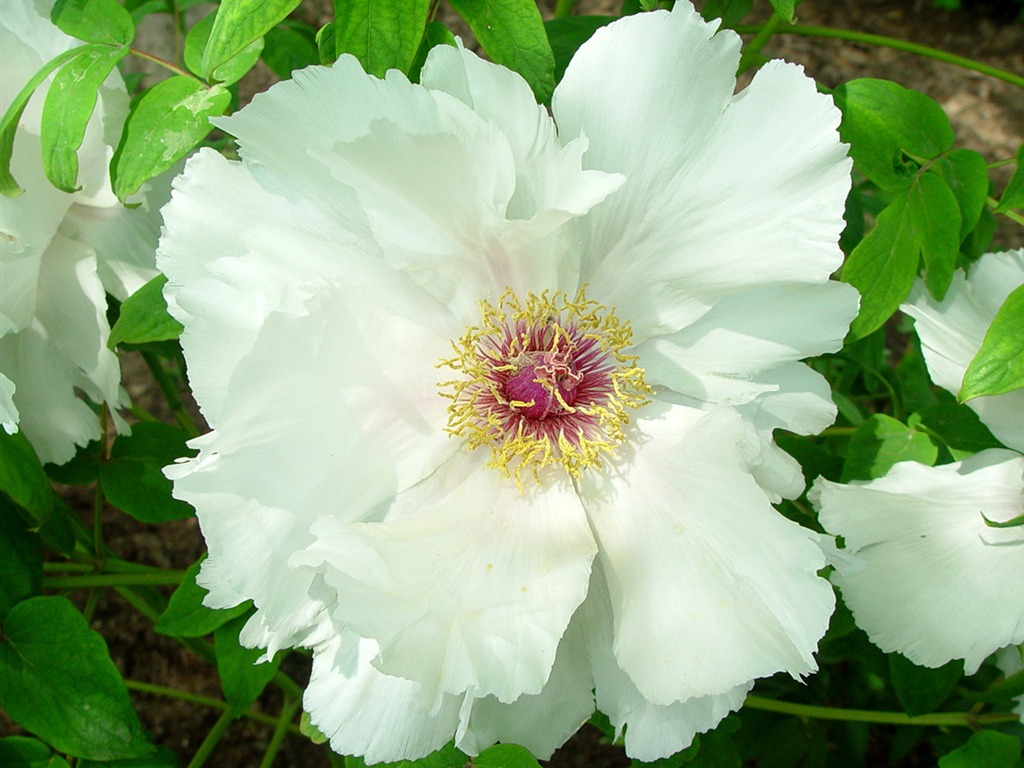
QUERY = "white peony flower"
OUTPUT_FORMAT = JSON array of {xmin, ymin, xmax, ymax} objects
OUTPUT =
[
  {"xmin": 812, "ymin": 250, "xmax": 1024, "ymax": 673},
  {"xmin": 159, "ymin": 2, "xmax": 857, "ymax": 761},
  {"xmin": 0, "ymin": 0, "xmax": 168, "ymax": 464}
]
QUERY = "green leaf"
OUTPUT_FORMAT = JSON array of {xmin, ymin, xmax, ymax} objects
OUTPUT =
[
  {"xmin": 0, "ymin": 596, "xmax": 154, "ymax": 760},
  {"xmin": 100, "ymin": 422, "xmax": 195, "ymax": 523},
  {"xmin": 299, "ymin": 710, "xmax": 328, "ymax": 745},
  {"xmin": 474, "ymin": 744, "xmax": 542, "ymax": 768},
  {"xmin": 214, "ymin": 613, "xmax": 282, "ymax": 714},
  {"xmin": 184, "ymin": 10, "xmax": 263, "ymax": 85},
  {"xmin": 0, "ymin": 509, "xmax": 42, "ymax": 621},
  {"xmin": 938, "ymin": 731, "xmax": 1022, "ymax": 768},
  {"xmin": 108, "ymin": 274, "xmax": 182, "ymax": 348},
  {"xmin": 112, "ymin": 76, "xmax": 230, "ymax": 201},
  {"xmin": 918, "ymin": 398, "xmax": 1002, "ymax": 456},
  {"xmin": 316, "ymin": 21, "xmax": 337, "ymax": 66},
  {"xmin": 834, "ymin": 79, "xmax": 954, "ymax": 191},
  {"xmin": 888, "ymin": 654, "xmax": 963, "ymax": 716},
  {"xmin": 843, "ymin": 174, "xmax": 960, "ymax": 338},
  {"xmin": 0, "ymin": 737, "xmax": 71, "ymax": 768},
  {"xmin": 995, "ymin": 142, "xmax": 1024, "ymax": 213},
  {"xmin": 935, "ymin": 148, "xmax": 989, "ymax": 241},
  {"xmin": 545, "ymin": 16, "xmax": 613, "ymax": 83},
  {"xmin": 841, "ymin": 414, "xmax": 937, "ymax": 482},
  {"xmin": 40, "ymin": 44, "xmax": 128, "ymax": 193},
  {"xmin": 767, "ymin": 0, "xmax": 796, "ymax": 22},
  {"xmin": 0, "ymin": 430, "xmax": 53, "ymax": 522},
  {"xmin": 345, "ymin": 742, "xmax": 467, "ymax": 768},
  {"xmin": 331, "ymin": 0, "xmax": 431, "ymax": 77},
  {"xmin": 51, "ymin": 0, "xmax": 135, "ymax": 46},
  {"xmin": 699, "ymin": 0, "xmax": 752, "ymax": 26},
  {"xmin": 449, "ymin": 0, "xmax": 556, "ymax": 103},
  {"xmin": 262, "ymin": 25, "xmax": 319, "ymax": 79},
  {"xmin": 688, "ymin": 723, "xmax": 741, "ymax": 768},
  {"xmin": 960, "ymin": 283, "xmax": 1024, "ymax": 401},
  {"xmin": 408, "ymin": 22, "xmax": 457, "ymax": 83},
  {"xmin": 155, "ymin": 558, "xmax": 250, "ymax": 637},
  {"xmin": 78, "ymin": 745, "xmax": 180, "ymax": 767},
  {"xmin": 200, "ymin": 0, "xmax": 300, "ymax": 78}
]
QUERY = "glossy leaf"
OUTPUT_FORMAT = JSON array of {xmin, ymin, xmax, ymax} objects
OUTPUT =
[
  {"xmin": 995, "ymin": 142, "xmax": 1024, "ymax": 212},
  {"xmin": 474, "ymin": 744, "xmax": 542, "ymax": 768},
  {"xmin": 184, "ymin": 10, "xmax": 263, "ymax": 85},
  {"xmin": 840, "ymin": 414, "xmax": 937, "ymax": 482},
  {"xmin": 108, "ymin": 274, "xmax": 182, "ymax": 348},
  {"xmin": 1, "ymin": 46, "xmax": 87, "ymax": 196},
  {"xmin": 767, "ymin": 0, "xmax": 796, "ymax": 22},
  {"xmin": 214, "ymin": 613, "xmax": 282, "ymax": 713},
  {"xmin": 449, "ymin": 0, "xmax": 556, "ymax": 103},
  {"xmin": 918, "ymin": 398, "xmax": 1002, "ymax": 455},
  {"xmin": 155, "ymin": 558, "xmax": 250, "ymax": 637},
  {"xmin": 545, "ymin": 15, "xmax": 613, "ymax": 83},
  {"xmin": 100, "ymin": 422, "xmax": 196, "ymax": 523},
  {"xmin": 41, "ymin": 44, "xmax": 128, "ymax": 192},
  {"xmin": 938, "ymin": 731, "xmax": 1021, "ymax": 768},
  {"xmin": 345, "ymin": 743, "xmax": 468, "ymax": 768},
  {"xmin": 700, "ymin": 0, "xmax": 753, "ymax": 27},
  {"xmin": 0, "ymin": 509, "xmax": 42, "ymax": 621},
  {"xmin": 409, "ymin": 22, "xmax": 457, "ymax": 82},
  {"xmin": 0, "ymin": 597, "xmax": 153, "ymax": 760},
  {"xmin": 262, "ymin": 25, "xmax": 319, "ymax": 79},
  {"xmin": 112, "ymin": 75, "xmax": 230, "ymax": 201},
  {"xmin": 0, "ymin": 737, "xmax": 70, "ymax": 768},
  {"xmin": 843, "ymin": 174, "xmax": 960, "ymax": 338},
  {"xmin": 332, "ymin": 0, "xmax": 431, "ymax": 77},
  {"xmin": 889, "ymin": 654, "xmax": 963, "ymax": 716},
  {"xmin": 200, "ymin": 0, "xmax": 300, "ymax": 77},
  {"xmin": 835, "ymin": 79, "xmax": 954, "ymax": 191},
  {"xmin": 51, "ymin": 0, "xmax": 134, "ymax": 46},
  {"xmin": 935, "ymin": 148, "xmax": 989, "ymax": 240},
  {"xmin": 959, "ymin": 283, "xmax": 1024, "ymax": 401},
  {"xmin": 0, "ymin": 430, "xmax": 53, "ymax": 522}
]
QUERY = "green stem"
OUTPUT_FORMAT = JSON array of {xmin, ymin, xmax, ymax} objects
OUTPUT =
[
  {"xmin": 732, "ymin": 24, "xmax": 1024, "ymax": 89},
  {"xmin": 129, "ymin": 48, "xmax": 199, "ymax": 81},
  {"xmin": 185, "ymin": 708, "xmax": 235, "ymax": 768},
  {"xmin": 738, "ymin": 13, "xmax": 783, "ymax": 74},
  {"xmin": 44, "ymin": 570, "xmax": 187, "ymax": 589},
  {"xmin": 744, "ymin": 695, "xmax": 1019, "ymax": 727},
  {"xmin": 126, "ymin": 679, "xmax": 304, "ymax": 735},
  {"xmin": 989, "ymin": 195, "xmax": 1024, "ymax": 226},
  {"xmin": 553, "ymin": 0, "xmax": 574, "ymax": 20},
  {"xmin": 140, "ymin": 349, "xmax": 200, "ymax": 436},
  {"xmin": 94, "ymin": 407, "xmax": 109, "ymax": 559},
  {"xmin": 258, "ymin": 697, "xmax": 302, "ymax": 768}
]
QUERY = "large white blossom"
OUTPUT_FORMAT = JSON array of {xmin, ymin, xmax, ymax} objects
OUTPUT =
[
  {"xmin": 159, "ymin": 2, "xmax": 858, "ymax": 761},
  {"xmin": 0, "ymin": 0, "xmax": 168, "ymax": 464},
  {"xmin": 812, "ymin": 250, "xmax": 1024, "ymax": 673}
]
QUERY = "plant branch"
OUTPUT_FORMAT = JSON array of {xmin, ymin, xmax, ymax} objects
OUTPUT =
[
  {"xmin": 185, "ymin": 708, "xmax": 234, "ymax": 768},
  {"xmin": 258, "ymin": 697, "xmax": 302, "ymax": 768},
  {"xmin": 44, "ymin": 570, "xmax": 187, "ymax": 589},
  {"xmin": 744, "ymin": 695, "xmax": 1019, "ymax": 727},
  {"xmin": 732, "ymin": 24, "xmax": 1024, "ymax": 89},
  {"xmin": 129, "ymin": 48, "xmax": 198, "ymax": 81}
]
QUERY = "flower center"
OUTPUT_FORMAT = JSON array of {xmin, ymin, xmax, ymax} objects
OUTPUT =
[{"xmin": 438, "ymin": 288, "xmax": 650, "ymax": 484}]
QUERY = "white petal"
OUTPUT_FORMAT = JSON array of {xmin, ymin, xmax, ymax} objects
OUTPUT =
[
  {"xmin": 0, "ymin": 372, "xmax": 17, "ymax": 433},
  {"xmin": 554, "ymin": 4, "xmax": 850, "ymax": 339},
  {"xmin": 903, "ymin": 249, "xmax": 1024, "ymax": 453},
  {"xmin": 293, "ymin": 450, "xmax": 597, "ymax": 707},
  {"xmin": 1, "ymin": 235, "xmax": 121, "ymax": 463},
  {"xmin": 457, "ymin": 603, "xmax": 595, "ymax": 759},
  {"xmin": 579, "ymin": 567, "xmax": 750, "ymax": 762},
  {"xmin": 813, "ymin": 450, "xmax": 1024, "ymax": 674},
  {"xmin": 305, "ymin": 633, "xmax": 462, "ymax": 764},
  {"xmin": 578, "ymin": 402, "xmax": 833, "ymax": 703}
]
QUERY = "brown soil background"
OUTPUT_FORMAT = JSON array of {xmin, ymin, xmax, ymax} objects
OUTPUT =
[{"xmin": 4, "ymin": 1, "xmax": 1021, "ymax": 766}]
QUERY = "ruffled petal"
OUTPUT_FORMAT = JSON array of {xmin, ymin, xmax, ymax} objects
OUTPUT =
[
  {"xmin": 305, "ymin": 633, "xmax": 462, "ymax": 764},
  {"xmin": 456, "ymin": 604, "xmax": 595, "ymax": 759},
  {"xmin": 813, "ymin": 450, "xmax": 1024, "ymax": 674},
  {"xmin": 903, "ymin": 249, "xmax": 1024, "ymax": 453},
  {"xmin": 0, "ymin": 235, "xmax": 122, "ymax": 464},
  {"xmin": 554, "ymin": 4, "xmax": 850, "ymax": 340},
  {"xmin": 579, "ymin": 567, "xmax": 750, "ymax": 761},
  {"xmin": 578, "ymin": 402, "xmax": 833, "ymax": 703},
  {"xmin": 0, "ymin": 373, "xmax": 17, "ymax": 434},
  {"xmin": 293, "ymin": 451, "xmax": 597, "ymax": 706}
]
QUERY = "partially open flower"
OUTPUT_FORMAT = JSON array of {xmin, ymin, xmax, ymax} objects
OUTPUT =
[
  {"xmin": 0, "ymin": 0, "xmax": 169, "ymax": 463},
  {"xmin": 160, "ymin": 1, "xmax": 857, "ymax": 760},
  {"xmin": 813, "ymin": 250, "xmax": 1024, "ymax": 673}
]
